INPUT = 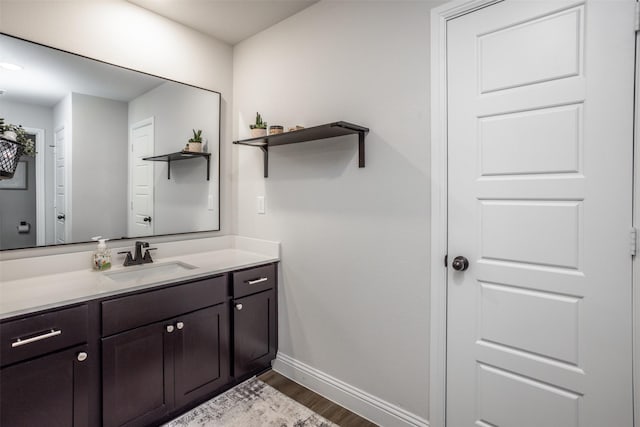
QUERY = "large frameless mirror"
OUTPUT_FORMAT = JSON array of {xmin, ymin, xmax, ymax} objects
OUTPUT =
[{"xmin": 0, "ymin": 33, "xmax": 221, "ymax": 250}]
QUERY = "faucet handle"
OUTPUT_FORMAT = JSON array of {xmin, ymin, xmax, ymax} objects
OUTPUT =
[
  {"xmin": 117, "ymin": 251, "xmax": 134, "ymax": 266},
  {"xmin": 143, "ymin": 247, "xmax": 157, "ymax": 263}
]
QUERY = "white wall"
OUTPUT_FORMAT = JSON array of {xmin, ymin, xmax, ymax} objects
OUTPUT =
[
  {"xmin": 0, "ymin": 100, "xmax": 53, "ymax": 248},
  {"xmin": 129, "ymin": 82, "xmax": 220, "ymax": 234},
  {"xmin": 0, "ymin": 0, "xmax": 234, "ymax": 248},
  {"xmin": 233, "ymin": 1, "xmax": 441, "ymax": 423},
  {"xmin": 71, "ymin": 93, "xmax": 128, "ymax": 242}
]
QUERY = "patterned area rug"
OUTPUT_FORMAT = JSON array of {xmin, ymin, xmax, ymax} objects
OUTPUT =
[{"xmin": 164, "ymin": 377, "xmax": 338, "ymax": 427}]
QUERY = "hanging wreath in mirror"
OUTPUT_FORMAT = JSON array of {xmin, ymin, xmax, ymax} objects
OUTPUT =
[{"xmin": 0, "ymin": 118, "xmax": 36, "ymax": 180}]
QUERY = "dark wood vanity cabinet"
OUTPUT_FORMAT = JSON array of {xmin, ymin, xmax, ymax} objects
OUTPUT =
[
  {"xmin": 232, "ymin": 264, "xmax": 277, "ymax": 379},
  {"xmin": 0, "ymin": 305, "xmax": 91, "ymax": 427},
  {"xmin": 101, "ymin": 275, "xmax": 230, "ymax": 427},
  {"xmin": 0, "ymin": 261, "xmax": 277, "ymax": 427}
]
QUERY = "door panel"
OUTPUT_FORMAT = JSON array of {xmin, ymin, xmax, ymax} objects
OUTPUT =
[
  {"xmin": 174, "ymin": 304, "xmax": 230, "ymax": 408},
  {"xmin": 446, "ymin": 1, "xmax": 635, "ymax": 426},
  {"xmin": 54, "ymin": 127, "xmax": 66, "ymax": 244},
  {"xmin": 102, "ymin": 322, "xmax": 171, "ymax": 427},
  {"xmin": 477, "ymin": 363, "xmax": 580, "ymax": 427},
  {"xmin": 234, "ymin": 290, "xmax": 276, "ymax": 378},
  {"xmin": 478, "ymin": 7, "xmax": 582, "ymax": 93},
  {"xmin": 479, "ymin": 104, "xmax": 581, "ymax": 176}
]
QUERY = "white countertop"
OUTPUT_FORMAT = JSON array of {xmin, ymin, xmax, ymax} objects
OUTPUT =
[{"xmin": 0, "ymin": 236, "xmax": 280, "ymax": 320}]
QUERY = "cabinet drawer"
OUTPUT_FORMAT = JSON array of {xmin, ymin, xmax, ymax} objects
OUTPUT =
[
  {"xmin": 232, "ymin": 264, "xmax": 276, "ymax": 298},
  {"xmin": 102, "ymin": 275, "xmax": 227, "ymax": 337},
  {"xmin": 0, "ymin": 305, "xmax": 88, "ymax": 367}
]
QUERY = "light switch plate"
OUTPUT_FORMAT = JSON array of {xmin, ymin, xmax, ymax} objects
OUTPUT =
[{"xmin": 257, "ymin": 196, "xmax": 265, "ymax": 214}]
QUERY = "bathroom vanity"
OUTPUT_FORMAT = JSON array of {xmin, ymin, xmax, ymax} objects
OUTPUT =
[{"xmin": 0, "ymin": 238, "xmax": 279, "ymax": 427}]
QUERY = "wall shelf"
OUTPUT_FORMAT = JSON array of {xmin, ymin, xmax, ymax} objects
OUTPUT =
[
  {"xmin": 142, "ymin": 151, "xmax": 211, "ymax": 180},
  {"xmin": 232, "ymin": 121, "xmax": 369, "ymax": 177}
]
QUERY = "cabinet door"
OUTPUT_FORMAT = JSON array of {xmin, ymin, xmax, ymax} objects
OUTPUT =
[
  {"xmin": 0, "ymin": 344, "xmax": 90, "ymax": 427},
  {"xmin": 233, "ymin": 290, "xmax": 277, "ymax": 378},
  {"xmin": 102, "ymin": 322, "xmax": 173, "ymax": 427},
  {"xmin": 174, "ymin": 304, "xmax": 230, "ymax": 408}
]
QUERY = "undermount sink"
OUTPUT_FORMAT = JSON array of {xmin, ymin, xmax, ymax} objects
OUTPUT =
[{"xmin": 104, "ymin": 261, "xmax": 197, "ymax": 283}]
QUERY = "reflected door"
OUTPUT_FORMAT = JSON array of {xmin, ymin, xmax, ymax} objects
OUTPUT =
[
  {"xmin": 54, "ymin": 127, "xmax": 67, "ymax": 244},
  {"xmin": 130, "ymin": 118, "xmax": 154, "ymax": 237},
  {"xmin": 446, "ymin": 2, "xmax": 635, "ymax": 426}
]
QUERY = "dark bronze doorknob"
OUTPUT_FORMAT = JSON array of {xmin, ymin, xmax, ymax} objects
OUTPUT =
[
  {"xmin": 452, "ymin": 256, "xmax": 469, "ymax": 271},
  {"xmin": 143, "ymin": 216, "xmax": 152, "ymax": 223},
  {"xmin": 57, "ymin": 214, "xmax": 65, "ymax": 220}
]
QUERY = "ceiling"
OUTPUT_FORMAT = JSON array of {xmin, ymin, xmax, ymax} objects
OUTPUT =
[{"xmin": 127, "ymin": 0, "xmax": 319, "ymax": 45}]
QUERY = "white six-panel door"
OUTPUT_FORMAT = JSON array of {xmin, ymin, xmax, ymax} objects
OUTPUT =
[{"xmin": 446, "ymin": 1, "xmax": 635, "ymax": 426}]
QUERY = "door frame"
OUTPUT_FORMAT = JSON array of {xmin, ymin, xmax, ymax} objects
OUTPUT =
[
  {"xmin": 53, "ymin": 125, "xmax": 71, "ymax": 244},
  {"xmin": 429, "ymin": 1, "xmax": 637, "ymax": 426},
  {"xmin": 429, "ymin": 2, "xmax": 502, "ymax": 426},
  {"xmin": 128, "ymin": 117, "xmax": 154, "ymax": 237},
  {"xmin": 23, "ymin": 127, "xmax": 45, "ymax": 246}
]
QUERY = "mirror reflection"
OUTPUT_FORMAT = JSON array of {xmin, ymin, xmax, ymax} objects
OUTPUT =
[{"xmin": 0, "ymin": 34, "xmax": 221, "ymax": 250}]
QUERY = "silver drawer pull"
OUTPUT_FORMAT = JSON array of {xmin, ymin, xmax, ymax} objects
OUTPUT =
[
  {"xmin": 12, "ymin": 329, "xmax": 62, "ymax": 348},
  {"xmin": 247, "ymin": 277, "xmax": 268, "ymax": 285}
]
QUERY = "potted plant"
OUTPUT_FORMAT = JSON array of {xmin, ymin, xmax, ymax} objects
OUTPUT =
[
  {"xmin": 0, "ymin": 118, "xmax": 35, "ymax": 179},
  {"xmin": 249, "ymin": 112, "xmax": 267, "ymax": 138},
  {"xmin": 187, "ymin": 129, "xmax": 203, "ymax": 152}
]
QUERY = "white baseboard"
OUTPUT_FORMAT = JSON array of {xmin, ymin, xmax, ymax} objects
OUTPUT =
[{"xmin": 272, "ymin": 353, "xmax": 429, "ymax": 427}]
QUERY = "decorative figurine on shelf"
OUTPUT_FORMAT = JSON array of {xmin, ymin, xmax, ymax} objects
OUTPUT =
[
  {"xmin": 187, "ymin": 129, "xmax": 203, "ymax": 152},
  {"xmin": 249, "ymin": 112, "xmax": 267, "ymax": 138}
]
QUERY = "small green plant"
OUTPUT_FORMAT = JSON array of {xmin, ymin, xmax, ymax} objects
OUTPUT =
[
  {"xmin": 249, "ymin": 112, "xmax": 267, "ymax": 130},
  {"xmin": 189, "ymin": 129, "xmax": 203, "ymax": 143},
  {"xmin": 1, "ymin": 118, "xmax": 36, "ymax": 156}
]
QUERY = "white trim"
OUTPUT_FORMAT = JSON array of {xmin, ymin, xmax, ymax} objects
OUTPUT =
[
  {"xmin": 273, "ymin": 353, "xmax": 428, "ymax": 427},
  {"xmin": 23, "ymin": 127, "xmax": 45, "ymax": 246},
  {"xmin": 429, "ymin": 2, "xmax": 502, "ymax": 427}
]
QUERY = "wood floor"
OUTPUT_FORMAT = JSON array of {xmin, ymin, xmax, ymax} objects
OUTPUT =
[{"xmin": 258, "ymin": 370, "xmax": 378, "ymax": 427}]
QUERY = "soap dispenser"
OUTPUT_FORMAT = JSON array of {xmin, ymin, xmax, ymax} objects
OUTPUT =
[{"xmin": 92, "ymin": 236, "xmax": 112, "ymax": 271}]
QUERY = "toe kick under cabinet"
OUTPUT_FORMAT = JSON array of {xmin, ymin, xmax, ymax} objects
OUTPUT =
[{"xmin": 0, "ymin": 262, "xmax": 278, "ymax": 427}]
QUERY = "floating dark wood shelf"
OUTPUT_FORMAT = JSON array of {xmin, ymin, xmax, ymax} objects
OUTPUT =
[
  {"xmin": 232, "ymin": 121, "xmax": 369, "ymax": 177},
  {"xmin": 142, "ymin": 151, "xmax": 211, "ymax": 180}
]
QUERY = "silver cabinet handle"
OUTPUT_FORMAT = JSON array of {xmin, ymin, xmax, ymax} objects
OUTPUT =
[
  {"xmin": 77, "ymin": 352, "xmax": 88, "ymax": 362},
  {"xmin": 12, "ymin": 329, "xmax": 62, "ymax": 348},
  {"xmin": 176, "ymin": 322, "xmax": 184, "ymax": 330},
  {"xmin": 166, "ymin": 325, "xmax": 175, "ymax": 333},
  {"xmin": 247, "ymin": 277, "xmax": 268, "ymax": 285},
  {"xmin": 235, "ymin": 303, "xmax": 243, "ymax": 311}
]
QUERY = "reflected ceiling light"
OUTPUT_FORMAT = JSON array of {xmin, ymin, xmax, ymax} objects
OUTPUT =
[{"xmin": 0, "ymin": 62, "xmax": 23, "ymax": 71}]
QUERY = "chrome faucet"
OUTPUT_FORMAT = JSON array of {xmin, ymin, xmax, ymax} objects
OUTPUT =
[{"xmin": 118, "ymin": 241, "xmax": 156, "ymax": 266}]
